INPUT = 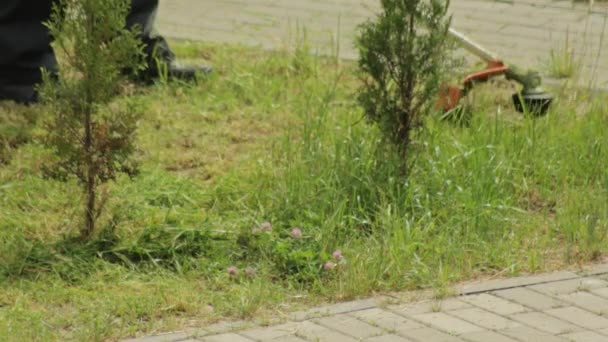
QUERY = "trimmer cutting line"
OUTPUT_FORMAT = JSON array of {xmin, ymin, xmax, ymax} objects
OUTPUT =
[{"xmin": 438, "ymin": 28, "xmax": 554, "ymax": 115}]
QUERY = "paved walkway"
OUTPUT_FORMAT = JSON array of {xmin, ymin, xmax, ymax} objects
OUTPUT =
[
  {"xmin": 127, "ymin": 263, "xmax": 608, "ymax": 342},
  {"xmin": 158, "ymin": 0, "xmax": 608, "ymax": 88}
]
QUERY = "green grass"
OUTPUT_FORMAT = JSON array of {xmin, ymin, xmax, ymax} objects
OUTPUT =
[
  {"xmin": 546, "ymin": 31, "xmax": 580, "ymax": 79},
  {"xmin": 1, "ymin": 41, "xmax": 607, "ymax": 341}
]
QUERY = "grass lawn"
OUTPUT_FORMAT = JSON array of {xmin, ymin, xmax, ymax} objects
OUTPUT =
[{"xmin": 0, "ymin": 41, "xmax": 607, "ymax": 341}]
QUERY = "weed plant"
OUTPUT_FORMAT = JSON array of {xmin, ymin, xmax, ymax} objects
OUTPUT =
[{"xmin": 547, "ymin": 30, "xmax": 580, "ymax": 79}]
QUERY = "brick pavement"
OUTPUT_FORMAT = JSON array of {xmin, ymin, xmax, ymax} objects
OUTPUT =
[
  {"xmin": 127, "ymin": 263, "xmax": 608, "ymax": 342},
  {"xmin": 158, "ymin": 0, "xmax": 608, "ymax": 88}
]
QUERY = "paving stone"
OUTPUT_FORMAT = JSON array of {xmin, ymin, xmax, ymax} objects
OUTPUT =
[
  {"xmin": 314, "ymin": 313, "xmax": 385, "ymax": 338},
  {"xmin": 545, "ymin": 306, "xmax": 608, "ymax": 330},
  {"xmin": 499, "ymin": 326, "xmax": 570, "ymax": 342},
  {"xmin": 509, "ymin": 311, "xmax": 582, "ymax": 334},
  {"xmin": 410, "ymin": 312, "xmax": 484, "ymax": 335},
  {"xmin": 204, "ymin": 321, "xmax": 251, "ymax": 334},
  {"xmin": 262, "ymin": 336, "xmax": 307, "ymax": 342},
  {"xmin": 399, "ymin": 327, "xmax": 464, "ymax": 342},
  {"xmin": 289, "ymin": 298, "xmax": 379, "ymax": 321},
  {"xmin": 448, "ymin": 307, "xmax": 520, "ymax": 330},
  {"xmin": 493, "ymin": 287, "xmax": 566, "ymax": 311},
  {"xmin": 560, "ymin": 331, "xmax": 608, "ymax": 342},
  {"xmin": 389, "ymin": 298, "xmax": 471, "ymax": 316},
  {"xmin": 364, "ymin": 334, "xmax": 412, "ymax": 342},
  {"xmin": 201, "ymin": 333, "xmax": 253, "ymax": 342},
  {"xmin": 457, "ymin": 271, "xmax": 579, "ymax": 294},
  {"xmin": 559, "ymin": 291, "xmax": 608, "ymax": 315},
  {"xmin": 239, "ymin": 322, "xmax": 301, "ymax": 340},
  {"xmin": 460, "ymin": 293, "xmax": 528, "ymax": 315},
  {"xmin": 459, "ymin": 330, "xmax": 518, "ymax": 342},
  {"xmin": 123, "ymin": 331, "xmax": 202, "ymax": 342},
  {"xmin": 185, "ymin": 329, "xmax": 208, "ymax": 339},
  {"xmin": 579, "ymin": 263, "xmax": 608, "ymax": 276},
  {"xmin": 123, "ymin": 335, "xmax": 170, "ymax": 342},
  {"xmin": 350, "ymin": 308, "xmax": 425, "ymax": 333},
  {"xmin": 292, "ymin": 321, "xmax": 358, "ymax": 342},
  {"xmin": 590, "ymin": 287, "xmax": 608, "ymax": 299},
  {"xmin": 529, "ymin": 278, "xmax": 608, "ymax": 296},
  {"xmin": 123, "ymin": 337, "xmax": 168, "ymax": 342}
]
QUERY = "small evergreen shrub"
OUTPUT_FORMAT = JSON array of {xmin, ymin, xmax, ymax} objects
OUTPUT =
[
  {"xmin": 357, "ymin": 0, "xmax": 451, "ymax": 154},
  {"xmin": 40, "ymin": 0, "xmax": 145, "ymax": 239}
]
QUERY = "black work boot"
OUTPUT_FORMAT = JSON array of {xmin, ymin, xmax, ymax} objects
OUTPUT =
[
  {"xmin": 167, "ymin": 60, "xmax": 213, "ymax": 82},
  {"xmin": 133, "ymin": 37, "xmax": 212, "ymax": 84},
  {"xmin": 127, "ymin": 0, "xmax": 213, "ymax": 84},
  {"xmin": 132, "ymin": 57, "xmax": 213, "ymax": 84}
]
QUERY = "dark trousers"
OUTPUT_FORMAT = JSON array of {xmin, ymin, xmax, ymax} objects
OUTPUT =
[{"xmin": 0, "ymin": 0, "xmax": 173, "ymax": 87}]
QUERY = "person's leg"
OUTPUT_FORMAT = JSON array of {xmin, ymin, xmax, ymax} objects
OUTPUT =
[
  {"xmin": 0, "ymin": 0, "xmax": 56, "ymax": 103},
  {"xmin": 0, "ymin": 0, "xmax": 210, "ymax": 104}
]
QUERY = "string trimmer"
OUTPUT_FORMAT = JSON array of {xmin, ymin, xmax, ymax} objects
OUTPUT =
[{"xmin": 438, "ymin": 28, "xmax": 553, "ymax": 115}]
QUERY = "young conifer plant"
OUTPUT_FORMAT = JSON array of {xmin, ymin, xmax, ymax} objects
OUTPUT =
[
  {"xmin": 40, "ymin": 0, "xmax": 145, "ymax": 239},
  {"xmin": 357, "ymin": 0, "xmax": 451, "ymax": 155}
]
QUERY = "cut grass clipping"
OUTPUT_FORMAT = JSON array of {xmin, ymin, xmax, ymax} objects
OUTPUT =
[{"xmin": 0, "ymin": 41, "xmax": 607, "ymax": 341}]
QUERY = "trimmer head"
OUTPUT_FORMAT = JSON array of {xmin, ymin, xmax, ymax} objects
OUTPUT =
[
  {"xmin": 511, "ymin": 92, "xmax": 553, "ymax": 116},
  {"xmin": 444, "ymin": 28, "xmax": 555, "ymax": 116},
  {"xmin": 437, "ymin": 61, "xmax": 555, "ymax": 116}
]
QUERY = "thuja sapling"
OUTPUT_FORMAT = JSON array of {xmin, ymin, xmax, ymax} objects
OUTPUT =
[{"xmin": 40, "ymin": 0, "xmax": 145, "ymax": 239}]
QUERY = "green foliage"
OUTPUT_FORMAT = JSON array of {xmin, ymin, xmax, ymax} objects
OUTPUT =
[
  {"xmin": 236, "ymin": 225, "xmax": 335, "ymax": 283},
  {"xmin": 356, "ymin": 0, "xmax": 450, "ymax": 151},
  {"xmin": 0, "ymin": 226, "xmax": 221, "ymax": 281},
  {"xmin": 547, "ymin": 33, "xmax": 579, "ymax": 79},
  {"xmin": 0, "ymin": 104, "xmax": 38, "ymax": 164},
  {"xmin": 104, "ymin": 226, "xmax": 219, "ymax": 271},
  {"xmin": 40, "ymin": 0, "xmax": 145, "ymax": 239}
]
